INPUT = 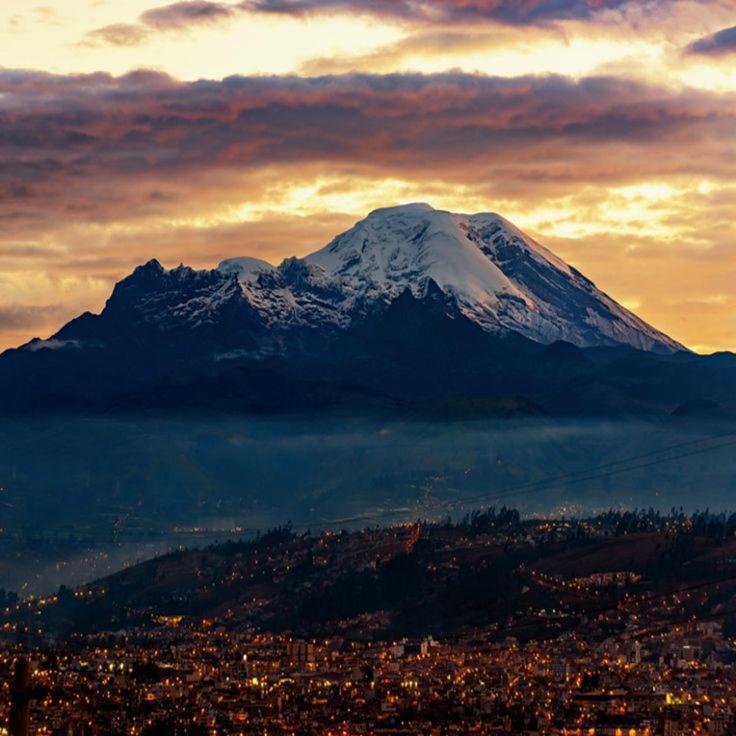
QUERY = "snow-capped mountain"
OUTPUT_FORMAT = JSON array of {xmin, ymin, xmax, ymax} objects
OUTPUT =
[
  {"xmin": 7, "ymin": 202, "xmax": 727, "ymax": 416},
  {"xmin": 219, "ymin": 203, "xmax": 682, "ymax": 352}
]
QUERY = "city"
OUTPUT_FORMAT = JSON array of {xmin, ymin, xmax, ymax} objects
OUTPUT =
[{"xmin": 3, "ymin": 511, "xmax": 736, "ymax": 734}]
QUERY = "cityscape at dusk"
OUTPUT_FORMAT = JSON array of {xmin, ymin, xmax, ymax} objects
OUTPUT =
[{"xmin": 6, "ymin": 512, "xmax": 736, "ymax": 733}]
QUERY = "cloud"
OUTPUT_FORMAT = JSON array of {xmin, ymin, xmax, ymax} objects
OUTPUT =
[
  {"xmin": 83, "ymin": 1, "xmax": 242, "ymax": 47},
  {"xmin": 83, "ymin": 0, "xmax": 643, "ymax": 45},
  {"xmin": 243, "ymin": 0, "xmax": 634, "ymax": 23},
  {"xmin": 299, "ymin": 30, "xmax": 501, "ymax": 75},
  {"xmin": 685, "ymin": 25, "xmax": 736, "ymax": 56},
  {"xmin": 82, "ymin": 23, "xmax": 152, "ymax": 47},
  {"xmin": 0, "ymin": 304, "xmax": 62, "ymax": 331},
  {"xmin": 0, "ymin": 70, "xmax": 733, "ymax": 211},
  {"xmin": 241, "ymin": 0, "xmax": 731, "ymax": 25},
  {"xmin": 141, "ymin": 1, "xmax": 239, "ymax": 28}
]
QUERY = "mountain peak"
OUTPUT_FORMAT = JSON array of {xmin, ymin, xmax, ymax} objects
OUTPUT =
[
  {"xmin": 135, "ymin": 258, "xmax": 165, "ymax": 275},
  {"xmin": 218, "ymin": 256, "xmax": 275, "ymax": 284},
  {"xmin": 366, "ymin": 202, "xmax": 436, "ymax": 216},
  {"xmin": 0, "ymin": 204, "xmax": 711, "ymax": 415},
  {"xmin": 209, "ymin": 203, "xmax": 683, "ymax": 353},
  {"xmin": 306, "ymin": 203, "xmax": 524, "ymax": 319}
]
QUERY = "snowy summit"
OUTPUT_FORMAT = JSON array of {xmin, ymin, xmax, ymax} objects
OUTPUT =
[{"xmin": 220, "ymin": 203, "xmax": 682, "ymax": 353}]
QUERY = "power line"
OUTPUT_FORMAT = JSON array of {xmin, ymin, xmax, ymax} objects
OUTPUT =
[
  {"xmin": 1, "ymin": 428, "xmax": 735, "ymax": 544},
  {"xmin": 310, "ymin": 433, "xmax": 736, "ymax": 530}
]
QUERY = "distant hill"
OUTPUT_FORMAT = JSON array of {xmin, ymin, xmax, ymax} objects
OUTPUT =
[{"xmin": 19, "ymin": 512, "xmax": 736, "ymax": 639}]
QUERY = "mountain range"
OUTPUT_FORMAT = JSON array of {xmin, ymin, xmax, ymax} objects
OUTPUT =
[{"xmin": 1, "ymin": 203, "xmax": 734, "ymax": 417}]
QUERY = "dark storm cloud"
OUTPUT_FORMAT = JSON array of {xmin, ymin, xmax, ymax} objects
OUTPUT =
[
  {"xmin": 685, "ymin": 25, "xmax": 736, "ymax": 56},
  {"xmin": 0, "ymin": 70, "xmax": 734, "ymax": 226}
]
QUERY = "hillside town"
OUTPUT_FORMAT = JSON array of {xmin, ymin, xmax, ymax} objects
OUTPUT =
[{"xmin": 3, "ymin": 511, "xmax": 736, "ymax": 734}]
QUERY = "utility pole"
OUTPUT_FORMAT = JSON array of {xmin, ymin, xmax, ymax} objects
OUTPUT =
[{"xmin": 9, "ymin": 657, "xmax": 31, "ymax": 736}]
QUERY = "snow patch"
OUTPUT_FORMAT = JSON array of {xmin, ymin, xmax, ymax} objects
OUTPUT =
[{"xmin": 218, "ymin": 256, "xmax": 276, "ymax": 284}]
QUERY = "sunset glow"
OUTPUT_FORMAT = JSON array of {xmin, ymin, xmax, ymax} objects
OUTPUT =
[{"xmin": 1, "ymin": 0, "xmax": 735, "ymax": 352}]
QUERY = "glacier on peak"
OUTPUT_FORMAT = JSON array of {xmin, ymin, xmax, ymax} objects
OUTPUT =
[
  {"xmin": 218, "ymin": 256, "xmax": 276, "ymax": 284},
  {"xmin": 216, "ymin": 203, "xmax": 683, "ymax": 353}
]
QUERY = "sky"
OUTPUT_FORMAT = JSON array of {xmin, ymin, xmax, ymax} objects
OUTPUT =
[{"xmin": 1, "ymin": 1, "xmax": 735, "ymax": 353}]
